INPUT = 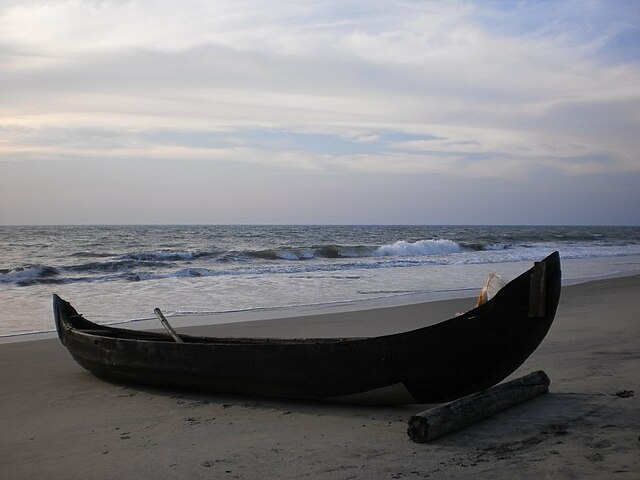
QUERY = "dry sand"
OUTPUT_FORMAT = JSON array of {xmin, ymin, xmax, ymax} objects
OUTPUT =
[{"xmin": 1, "ymin": 276, "xmax": 638, "ymax": 479}]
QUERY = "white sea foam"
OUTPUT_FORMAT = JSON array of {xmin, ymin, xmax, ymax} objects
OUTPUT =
[
  {"xmin": 126, "ymin": 250, "xmax": 201, "ymax": 261},
  {"xmin": 375, "ymin": 239, "xmax": 461, "ymax": 257},
  {"xmin": 276, "ymin": 251, "xmax": 300, "ymax": 260}
]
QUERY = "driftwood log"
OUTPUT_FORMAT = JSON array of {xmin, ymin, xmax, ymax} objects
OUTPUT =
[{"xmin": 407, "ymin": 370, "xmax": 550, "ymax": 443}]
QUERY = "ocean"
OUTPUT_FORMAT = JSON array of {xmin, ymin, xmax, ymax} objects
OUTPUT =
[{"xmin": 1, "ymin": 225, "xmax": 639, "ymax": 337}]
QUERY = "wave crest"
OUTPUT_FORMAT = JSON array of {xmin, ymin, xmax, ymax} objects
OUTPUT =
[
  {"xmin": 375, "ymin": 239, "xmax": 461, "ymax": 256},
  {"xmin": 0, "ymin": 265, "xmax": 60, "ymax": 286},
  {"xmin": 122, "ymin": 250, "xmax": 209, "ymax": 262}
]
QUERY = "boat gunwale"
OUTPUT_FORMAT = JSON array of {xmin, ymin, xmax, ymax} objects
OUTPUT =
[{"xmin": 66, "ymin": 327, "xmax": 370, "ymax": 346}]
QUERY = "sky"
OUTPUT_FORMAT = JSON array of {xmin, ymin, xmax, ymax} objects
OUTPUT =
[{"xmin": 0, "ymin": 0, "xmax": 639, "ymax": 225}]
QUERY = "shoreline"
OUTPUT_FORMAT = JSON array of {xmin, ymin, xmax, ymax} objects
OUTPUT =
[
  {"xmin": 2, "ymin": 252, "xmax": 640, "ymax": 340},
  {"xmin": 1, "ymin": 274, "xmax": 639, "ymax": 478},
  {"xmin": 3, "ymin": 265, "xmax": 640, "ymax": 344}
]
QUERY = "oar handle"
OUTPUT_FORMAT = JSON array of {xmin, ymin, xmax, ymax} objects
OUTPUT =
[{"xmin": 154, "ymin": 308, "xmax": 184, "ymax": 343}]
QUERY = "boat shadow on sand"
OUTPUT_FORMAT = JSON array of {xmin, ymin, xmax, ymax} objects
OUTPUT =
[{"xmin": 79, "ymin": 368, "xmax": 637, "ymax": 463}]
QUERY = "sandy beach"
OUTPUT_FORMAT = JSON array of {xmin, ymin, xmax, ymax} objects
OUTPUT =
[{"xmin": 1, "ymin": 275, "xmax": 638, "ymax": 479}]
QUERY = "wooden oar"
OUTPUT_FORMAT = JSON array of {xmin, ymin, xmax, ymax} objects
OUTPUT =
[{"xmin": 153, "ymin": 307, "xmax": 184, "ymax": 343}]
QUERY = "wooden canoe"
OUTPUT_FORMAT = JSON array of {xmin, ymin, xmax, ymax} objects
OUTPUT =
[{"xmin": 54, "ymin": 252, "xmax": 561, "ymax": 404}]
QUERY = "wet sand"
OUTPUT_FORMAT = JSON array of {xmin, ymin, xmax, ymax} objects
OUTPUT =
[{"xmin": 1, "ymin": 276, "xmax": 638, "ymax": 479}]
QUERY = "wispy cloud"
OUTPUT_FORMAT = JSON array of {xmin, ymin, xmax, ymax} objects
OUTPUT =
[{"xmin": 0, "ymin": 0, "xmax": 638, "ymax": 223}]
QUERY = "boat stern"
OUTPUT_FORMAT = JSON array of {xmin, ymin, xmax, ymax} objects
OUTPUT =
[
  {"xmin": 53, "ymin": 294, "xmax": 91, "ymax": 346},
  {"xmin": 53, "ymin": 294, "xmax": 68, "ymax": 345}
]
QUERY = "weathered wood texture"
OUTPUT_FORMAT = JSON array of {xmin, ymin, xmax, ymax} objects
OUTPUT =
[
  {"xmin": 529, "ymin": 261, "xmax": 548, "ymax": 318},
  {"xmin": 407, "ymin": 370, "xmax": 550, "ymax": 443}
]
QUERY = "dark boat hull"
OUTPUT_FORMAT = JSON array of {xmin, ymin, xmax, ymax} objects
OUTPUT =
[{"xmin": 54, "ymin": 252, "xmax": 561, "ymax": 404}]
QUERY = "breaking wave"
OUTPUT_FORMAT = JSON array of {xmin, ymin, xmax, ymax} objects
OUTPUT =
[
  {"xmin": 2, "ymin": 226, "xmax": 639, "ymax": 288},
  {"xmin": 245, "ymin": 239, "xmax": 462, "ymax": 261},
  {"xmin": 375, "ymin": 239, "xmax": 460, "ymax": 256}
]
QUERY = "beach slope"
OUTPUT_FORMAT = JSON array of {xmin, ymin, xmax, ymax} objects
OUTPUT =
[{"xmin": 1, "ymin": 276, "xmax": 638, "ymax": 479}]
